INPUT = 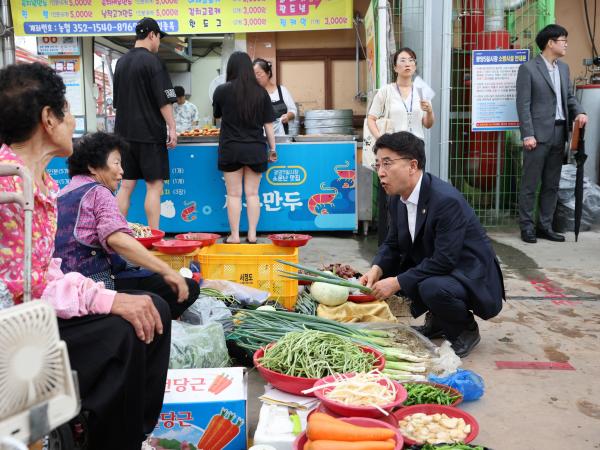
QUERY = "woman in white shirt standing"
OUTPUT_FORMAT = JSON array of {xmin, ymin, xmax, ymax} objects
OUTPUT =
[
  {"xmin": 253, "ymin": 58, "xmax": 298, "ymax": 136},
  {"xmin": 367, "ymin": 47, "xmax": 434, "ymax": 140}
]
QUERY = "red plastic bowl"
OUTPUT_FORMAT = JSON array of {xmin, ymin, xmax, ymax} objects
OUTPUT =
[
  {"xmin": 174, "ymin": 232, "xmax": 220, "ymax": 247},
  {"xmin": 293, "ymin": 416, "xmax": 403, "ymax": 450},
  {"xmin": 267, "ymin": 233, "xmax": 312, "ymax": 247},
  {"xmin": 253, "ymin": 345, "xmax": 385, "ymax": 397},
  {"xmin": 347, "ymin": 293, "xmax": 377, "ymax": 303},
  {"xmin": 393, "ymin": 404, "xmax": 479, "ymax": 446},
  {"xmin": 312, "ymin": 373, "xmax": 407, "ymax": 419},
  {"xmin": 401, "ymin": 381, "xmax": 463, "ymax": 407},
  {"xmin": 134, "ymin": 229, "xmax": 165, "ymax": 249},
  {"xmin": 152, "ymin": 239, "xmax": 201, "ymax": 255}
]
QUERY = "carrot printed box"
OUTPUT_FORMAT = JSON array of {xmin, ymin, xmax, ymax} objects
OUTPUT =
[{"xmin": 150, "ymin": 367, "xmax": 247, "ymax": 450}]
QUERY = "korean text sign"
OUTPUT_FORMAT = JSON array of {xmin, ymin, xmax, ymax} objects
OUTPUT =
[
  {"xmin": 47, "ymin": 141, "xmax": 358, "ymax": 232},
  {"xmin": 471, "ymin": 49, "xmax": 530, "ymax": 132},
  {"xmin": 11, "ymin": 0, "xmax": 353, "ymax": 36}
]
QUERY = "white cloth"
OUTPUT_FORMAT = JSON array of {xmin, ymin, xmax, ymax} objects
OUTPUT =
[
  {"xmin": 368, "ymin": 83, "xmax": 426, "ymax": 140},
  {"xmin": 541, "ymin": 55, "xmax": 565, "ymax": 121},
  {"xmin": 267, "ymin": 85, "xmax": 297, "ymax": 136},
  {"xmin": 173, "ymin": 100, "xmax": 199, "ymax": 133},
  {"xmin": 400, "ymin": 172, "xmax": 423, "ymax": 242}
]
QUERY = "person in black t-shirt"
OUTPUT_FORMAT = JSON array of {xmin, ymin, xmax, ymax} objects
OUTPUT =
[
  {"xmin": 113, "ymin": 17, "xmax": 177, "ymax": 230},
  {"xmin": 213, "ymin": 51, "xmax": 276, "ymax": 244}
]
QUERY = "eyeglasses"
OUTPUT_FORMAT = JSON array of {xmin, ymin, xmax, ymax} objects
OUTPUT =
[
  {"xmin": 370, "ymin": 157, "xmax": 412, "ymax": 171},
  {"xmin": 397, "ymin": 58, "xmax": 416, "ymax": 65},
  {"xmin": 553, "ymin": 38, "xmax": 568, "ymax": 44}
]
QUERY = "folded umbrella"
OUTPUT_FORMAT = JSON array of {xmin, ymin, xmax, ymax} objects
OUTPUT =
[{"xmin": 570, "ymin": 123, "xmax": 587, "ymax": 242}]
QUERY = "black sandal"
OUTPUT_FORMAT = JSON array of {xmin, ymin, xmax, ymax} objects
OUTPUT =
[{"xmin": 245, "ymin": 237, "xmax": 257, "ymax": 244}]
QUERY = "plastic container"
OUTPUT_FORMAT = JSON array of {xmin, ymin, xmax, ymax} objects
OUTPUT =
[
  {"xmin": 347, "ymin": 294, "xmax": 377, "ymax": 303},
  {"xmin": 174, "ymin": 232, "xmax": 221, "ymax": 247},
  {"xmin": 267, "ymin": 233, "xmax": 312, "ymax": 248},
  {"xmin": 153, "ymin": 239, "xmax": 202, "ymax": 255},
  {"xmin": 393, "ymin": 404, "xmax": 479, "ymax": 446},
  {"xmin": 149, "ymin": 249, "xmax": 201, "ymax": 271},
  {"xmin": 198, "ymin": 243, "xmax": 299, "ymax": 309},
  {"xmin": 293, "ymin": 416, "xmax": 404, "ymax": 450},
  {"xmin": 134, "ymin": 229, "xmax": 165, "ymax": 249},
  {"xmin": 253, "ymin": 345, "xmax": 385, "ymax": 397},
  {"xmin": 312, "ymin": 373, "xmax": 407, "ymax": 419},
  {"xmin": 401, "ymin": 381, "xmax": 464, "ymax": 407}
]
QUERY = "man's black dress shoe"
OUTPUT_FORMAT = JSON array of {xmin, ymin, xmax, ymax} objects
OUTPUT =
[
  {"xmin": 536, "ymin": 228, "xmax": 565, "ymax": 242},
  {"xmin": 450, "ymin": 322, "xmax": 481, "ymax": 358},
  {"xmin": 520, "ymin": 229, "xmax": 537, "ymax": 243},
  {"xmin": 412, "ymin": 312, "xmax": 445, "ymax": 339}
]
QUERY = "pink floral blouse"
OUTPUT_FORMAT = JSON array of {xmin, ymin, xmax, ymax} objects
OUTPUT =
[{"xmin": 0, "ymin": 144, "xmax": 115, "ymax": 317}]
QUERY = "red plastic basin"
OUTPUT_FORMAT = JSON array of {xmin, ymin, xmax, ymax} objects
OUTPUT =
[
  {"xmin": 174, "ymin": 232, "xmax": 220, "ymax": 247},
  {"xmin": 134, "ymin": 229, "xmax": 165, "ymax": 249},
  {"xmin": 401, "ymin": 381, "xmax": 464, "ymax": 407},
  {"xmin": 312, "ymin": 373, "xmax": 407, "ymax": 419},
  {"xmin": 293, "ymin": 416, "xmax": 404, "ymax": 450},
  {"xmin": 393, "ymin": 404, "xmax": 479, "ymax": 446},
  {"xmin": 253, "ymin": 345, "xmax": 385, "ymax": 397},
  {"xmin": 267, "ymin": 233, "xmax": 312, "ymax": 247},
  {"xmin": 152, "ymin": 239, "xmax": 201, "ymax": 255}
]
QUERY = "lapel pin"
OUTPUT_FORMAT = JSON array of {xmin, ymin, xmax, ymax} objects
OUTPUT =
[{"xmin": 421, "ymin": 208, "xmax": 426, "ymax": 214}]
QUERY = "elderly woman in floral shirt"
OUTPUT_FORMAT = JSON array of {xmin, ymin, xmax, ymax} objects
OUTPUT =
[{"xmin": 0, "ymin": 62, "xmax": 171, "ymax": 449}]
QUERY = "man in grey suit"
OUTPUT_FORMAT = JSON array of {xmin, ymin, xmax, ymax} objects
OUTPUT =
[{"xmin": 516, "ymin": 24, "xmax": 587, "ymax": 244}]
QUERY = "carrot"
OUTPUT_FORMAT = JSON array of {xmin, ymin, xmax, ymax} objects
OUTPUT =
[
  {"xmin": 306, "ymin": 416, "xmax": 394, "ymax": 442},
  {"xmin": 197, "ymin": 412, "xmax": 220, "ymax": 448},
  {"xmin": 214, "ymin": 376, "xmax": 232, "ymax": 394},
  {"xmin": 308, "ymin": 412, "xmax": 339, "ymax": 424},
  {"xmin": 209, "ymin": 374, "xmax": 227, "ymax": 393},
  {"xmin": 198, "ymin": 412, "xmax": 230, "ymax": 449},
  {"xmin": 208, "ymin": 417, "xmax": 243, "ymax": 450},
  {"xmin": 308, "ymin": 440, "xmax": 395, "ymax": 450}
]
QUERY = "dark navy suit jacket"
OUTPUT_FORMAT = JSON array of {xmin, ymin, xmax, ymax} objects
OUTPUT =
[{"xmin": 373, "ymin": 173, "xmax": 505, "ymax": 320}]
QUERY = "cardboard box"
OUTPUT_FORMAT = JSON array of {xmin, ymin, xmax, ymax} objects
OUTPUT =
[{"xmin": 150, "ymin": 368, "xmax": 247, "ymax": 450}]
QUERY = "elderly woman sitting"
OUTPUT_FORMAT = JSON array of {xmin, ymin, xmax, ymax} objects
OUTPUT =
[
  {"xmin": 53, "ymin": 131, "xmax": 198, "ymax": 318},
  {"xmin": 0, "ymin": 62, "xmax": 170, "ymax": 449}
]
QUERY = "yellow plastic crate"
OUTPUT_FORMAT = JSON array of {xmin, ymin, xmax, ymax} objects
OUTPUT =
[
  {"xmin": 149, "ymin": 248, "xmax": 201, "ymax": 271},
  {"xmin": 198, "ymin": 243, "xmax": 299, "ymax": 309}
]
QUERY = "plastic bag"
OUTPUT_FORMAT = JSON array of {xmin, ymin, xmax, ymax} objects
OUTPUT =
[
  {"xmin": 554, "ymin": 164, "xmax": 600, "ymax": 232},
  {"xmin": 428, "ymin": 369, "xmax": 485, "ymax": 401},
  {"xmin": 202, "ymin": 279, "xmax": 269, "ymax": 306},
  {"xmin": 169, "ymin": 321, "xmax": 230, "ymax": 369},
  {"xmin": 180, "ymin": 294, "xmax": 232, "ymax": 327}
]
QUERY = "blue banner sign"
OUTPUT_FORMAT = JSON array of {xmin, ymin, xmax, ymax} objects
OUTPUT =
[{"xmin": 47, "ymin": 141, "xmax": 358, "ymax": 232}]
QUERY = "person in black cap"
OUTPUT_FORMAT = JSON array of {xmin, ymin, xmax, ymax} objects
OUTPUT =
[{"xmin": 113, "ymin": 17, "xmax": 177, "ymax": 230}]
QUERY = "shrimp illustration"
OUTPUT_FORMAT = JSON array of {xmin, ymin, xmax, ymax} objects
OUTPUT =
[
  {"xmin": 181, "ymin": 201, "xmax": 197, "ymax": 222},
  {"xmin": 334, "ymin": 160, "xmax": 356, "ymax": 188},
  {"xmin": 308, "ymin": 183, "xmax": 339, "ymax": 215}
]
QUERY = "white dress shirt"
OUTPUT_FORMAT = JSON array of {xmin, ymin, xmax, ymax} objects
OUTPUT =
[
  {"xmin": 541, "ymin": 55, "xmax": 565, "ymax": 121},
  {"xmin": 400, "ymin": 172, "xmax": 423, "ymax": 242}
]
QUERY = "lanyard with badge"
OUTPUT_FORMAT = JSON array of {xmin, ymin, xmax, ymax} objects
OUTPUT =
[{"xmin": 395, "ymin": 83, "xmax": 414, "ymax": 132}]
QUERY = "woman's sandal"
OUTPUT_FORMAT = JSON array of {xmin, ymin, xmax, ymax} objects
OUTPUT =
[
  {"xmin": 223, "ymin": 235, "xmax": 240, "ymax": 244},
  {"xmin": 245, "ymin": 237, "xmax": 257, "ymax": 244}
]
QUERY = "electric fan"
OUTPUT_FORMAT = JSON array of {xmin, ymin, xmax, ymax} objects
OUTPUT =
[{"xmin": 0, "ymin": 164, "xmax": 79, "ymax": 448}]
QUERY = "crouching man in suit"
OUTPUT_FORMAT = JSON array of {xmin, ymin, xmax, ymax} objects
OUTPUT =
[{"xmin": 360, "ymin": 132, "xmax": 505, "ymax": 357}]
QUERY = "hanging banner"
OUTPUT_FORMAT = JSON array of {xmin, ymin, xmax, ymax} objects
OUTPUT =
[
  {"xmin": 471, "ymin": 49, "xmax": 530, "ymax": 131},
  {"xmin": 36, "ymin": 36, "xmax": 80, "ymax": 55},
  {"xmin": 364, "ymin": 0, "xmax": 377, "ymax": 95},
  {"xmin": 11, "ymin": 0, "xmax": 353, "ymax": 36}
]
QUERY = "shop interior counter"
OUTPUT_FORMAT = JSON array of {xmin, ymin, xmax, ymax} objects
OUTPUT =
[{"xmin": 48, "ymin": 140, "xmax": 358, "ymax": 233}]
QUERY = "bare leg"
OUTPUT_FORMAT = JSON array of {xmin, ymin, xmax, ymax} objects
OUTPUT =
[
  {"xmin": 145, "ymin": 179, "xmax": 164, "ymax": 230},
  {"xmin": 117, "ymin": 179, "xmax": 137, "ymax": 219},
  {"xmin": 243, "ymin": 166, "xmax": 262, "ymax": 243},
  {"xmin": 223, "ymin": 169, "xmax": 244, "ymax": 243}
]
